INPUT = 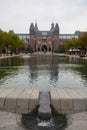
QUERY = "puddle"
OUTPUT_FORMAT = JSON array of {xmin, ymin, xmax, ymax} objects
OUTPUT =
[
  {"xmin": 22, "ymin": 114, "xmax": 67, "ymax": 130},
  {"xmin": 0, "ymin": 111, "xmax": 87, "ymax": 130}
]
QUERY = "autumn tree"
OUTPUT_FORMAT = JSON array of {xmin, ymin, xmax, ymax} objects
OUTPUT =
[
  {"xmin": 78, "ymin": 32, "xmax": 87, "ymax": 51},
  {"xmin": 0, "ymin": 30, "xmax": 25, "ymax": 54}
]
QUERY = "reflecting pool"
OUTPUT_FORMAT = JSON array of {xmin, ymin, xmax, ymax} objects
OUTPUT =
[
  {"xmin": 0, "ymin": 54, "xmax": 87, "ymax": 130},
  {"xmin": 0, "ymin": 54, "xmax": 87, "ymax": 91}
]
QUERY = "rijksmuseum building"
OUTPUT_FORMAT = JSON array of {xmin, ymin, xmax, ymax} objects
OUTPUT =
[
  {"xmin": 29, "ymin": 22, "xmax": 60, "ymax": 52},
  {"xmin": 14, "ymin": 22, "xmax": 84, "ymax": 52}
]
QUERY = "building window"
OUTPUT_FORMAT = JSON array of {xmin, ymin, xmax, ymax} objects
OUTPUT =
[{"xmin": 42, "ymin": 39, "xmax": 47, "ymax": 43}]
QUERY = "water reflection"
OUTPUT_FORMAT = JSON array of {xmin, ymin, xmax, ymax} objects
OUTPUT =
[
  {"xmin": 28, "ymin": 55, "xmax": 59, "ymax": 90},
  {"xmin": 0, "ymin": 55, "xmax": 87, "ymax": 90}
]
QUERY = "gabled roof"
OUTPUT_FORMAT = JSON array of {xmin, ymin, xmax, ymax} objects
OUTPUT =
[{"xmin": 30, "ymin": 22, "xmax": 59, "ymax": 36}]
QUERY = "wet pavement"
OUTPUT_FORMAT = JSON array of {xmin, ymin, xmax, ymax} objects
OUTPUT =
[
  {"xmin": 0, "ymin": 112, "xmax": 23, "ymax": 130},
  {"xmin": 0, "ymin": 111, "xmax": 87, "ymax": 130},
  {"xmin": 65, "ymin": 112, "xmax": 87, "ymax": 130}
]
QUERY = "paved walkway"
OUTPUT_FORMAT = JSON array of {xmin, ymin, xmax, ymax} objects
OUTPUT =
[
  {"xmin": 50, "ymin": 87, "xmax": 87, "ymax": 114},
  {"xmin": 0, "ymin": 54, "xmax": 21, "ymax": 59},
  {"xmin": 0, "ymin": 87, "xmax": 87, "ymax": 115},
  {"xmin": 66, "ymin": 54, "xmax": 87, "ymax": 60},
  {"xmin": 0, "ymin": 88, "xmax": 39, "ymax": 114},
  {"xmin": 0, "ymin": 111, "xmax": 87, "ymax": 130}
]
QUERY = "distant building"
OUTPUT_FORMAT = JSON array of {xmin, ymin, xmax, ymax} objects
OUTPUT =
[
  {"xmin": 9, "ymin": 30, "xmax": 14, "ymax": 34},
  {"xmin": 59, "ymin": 33, "xmax": 79, "ymax": 45},
  {"xmin": 16, "ymin": 33, "xmax": 29, "ymax": 44},
  {"xmin": 29, "ymin": 22, "xmax": 59, "ymax": 52},
  {"xmin": 10, "ymin": 23, "xmax": 85, "ymax": 52},
  {"xmin": 74, "ymin": 31, "xmax": 86, "ymax": 37}
]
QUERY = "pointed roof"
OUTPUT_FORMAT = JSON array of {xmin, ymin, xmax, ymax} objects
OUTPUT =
[
  {"xmin": 55, "ymin": 23, "xmax": 59, "ymax": 30},
  {"xmin": 30, "ymin": 23, "xmax": 34, "ymax": 30},
  {"xmin": 34, "ymin": 23, "xmax": 39, "ymax": 32},
  {"xmin": 29, "ymin": 22, "xmax": 59, "ymax": 36},
  {"xmin": 50, "ymin": 23, "xmax": 55, "ymax": 31}
]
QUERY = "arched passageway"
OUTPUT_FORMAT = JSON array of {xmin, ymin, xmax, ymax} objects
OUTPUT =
[{"xmin": 41, "ymin": 45, "xmax": 47, "ymax": 52}]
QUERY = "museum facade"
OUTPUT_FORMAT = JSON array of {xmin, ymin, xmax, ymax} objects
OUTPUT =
[
  {"xmin": 15, "ymin": 22, "xmax": 83, "ymax": 52},
  {"xmin": 29, "ymin": 22, "xmax": 60, "ymax": 52}
]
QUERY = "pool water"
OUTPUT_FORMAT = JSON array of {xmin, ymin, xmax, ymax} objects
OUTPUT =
[
  {"xmin": 0, "ymin": 54, "xmax": 87, "ymax": 91},
  {"xmin": 0, "ymin": 54, "xmax": 87, "ymax": 130}
]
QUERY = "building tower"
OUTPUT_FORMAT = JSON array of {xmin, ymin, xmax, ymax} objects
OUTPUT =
[
  {"xmin": 29, "ymin": 22, "xmax": 60, "ymax": 52},
  {"xmin": 53, "ymin": 23, "xmax": 59, "ymax": 50},
  {"xmin": 29, "ymin": 23, "xmax": 36, "ymax": 51}
]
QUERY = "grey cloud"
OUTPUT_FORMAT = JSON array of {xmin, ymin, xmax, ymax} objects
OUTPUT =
[{"xmin": 0, "ymin": 0, "xmax": 87, "ymax": 33}]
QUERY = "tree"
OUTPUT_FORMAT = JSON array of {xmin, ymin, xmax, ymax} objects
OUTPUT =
[
  {"xmin": 57, "ymin": 44, "xmax": 65, "ymax": 53},
  {"xmin": 78, "ymin": 32, "xmax": 87, "ymax": 50},
  {"xmin": 64, "ymin": 38, "xmax": 79, "ymax": 50},
  {"xmin": 0, "ymin": 31, "xmax": 4, "ymax": 53},
  {"xmin": 0, "ymin": 30, "xmax": 25, "ymax": 55},
  {"xmin": 64, "ymin": 32, "xmax": 87, "ymax": 55}
]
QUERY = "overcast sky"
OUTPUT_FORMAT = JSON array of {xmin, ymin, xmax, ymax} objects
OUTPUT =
[{"xmin": 0, "ymin": 0, "xmax": 87, "ymax": 34}]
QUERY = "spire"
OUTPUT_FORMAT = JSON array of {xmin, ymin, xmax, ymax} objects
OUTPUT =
[
  {"xmin": 53, "ymin": 23, "xmax": 59, "ymax": 35},
  {"xmin": 50, "ymin": 22, "xmax": 55, "ymax": 31},
  {"xmin": 35, "ymin": 22, "xmax": 39, "ymax": 32},
  {"xmin": 30, "ymin": 22, "xmax": 35, "ymax": 35},
  {"xmin": 55, "ymin": 23, "xmax": 59, "ymax": 31},
  {"xmin": 30, "ymin": 23, "xmax": 34, "ymax": 30}
]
